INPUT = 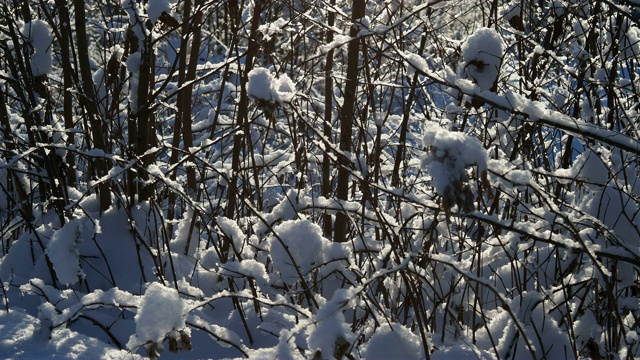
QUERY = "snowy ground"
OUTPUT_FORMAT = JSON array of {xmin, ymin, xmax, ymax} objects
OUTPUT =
[{"xmin": 0, "ymin": 305, "xmax": 487, "ymax": 359}]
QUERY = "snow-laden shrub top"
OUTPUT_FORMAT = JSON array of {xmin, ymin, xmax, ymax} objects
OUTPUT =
[
  {"xmin": 247, "ymin": 67, "xmax": 296, "ymax": 105},
  {"xmin": 462, "ymin": 27, "xmax": 504, "ymax": 91},
  {"xmin": 145, "ymin": 0, "xmax": 175, "ymax": 25},
  {"xmin": 268, "ymin": 219, "xmax": 331, "ymax": 282},
  {"xmin": 422, "ymin": 123, "xmax": 488, "ymax": 212},
  {"xmin": 21, "ymin": 20, "xmax": 53, "ymax": 76},
  {"xmin": 361, "ymin": 323, "xmax": 424, "ymax": 360},
  {"xmin": 128, "ymin": 283, "xmax": 186, "ymax": 349}
]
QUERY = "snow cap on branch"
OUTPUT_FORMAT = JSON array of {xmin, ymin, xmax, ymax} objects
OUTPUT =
[
  {"xmin": 462, "ymin": 27, "xmax": 504, "ymax": 91},
  {"xmin": 145, "ymin": 0, "xmax": 176, "ymax": 24},
  {"xmin": 21, "ymin": 20, "xmax": 53, "ymax": 77},
  {"xmin": 422, "ymin": 123, "xmax": 488, "ymax": 212},
  {"xmin": 127, "ymin": 283, "xmax": 186, "ymax": 351},
  {"xmin": 145, "ymin": 0, "xmax": 175, "ymax": 25},
  {"xmin": 247, "ymin": 67, "xmax": 296, "ymax": 105},
  {"xmin": 268, "ymin": 219, "xmax": 331, "ymax": 282}
]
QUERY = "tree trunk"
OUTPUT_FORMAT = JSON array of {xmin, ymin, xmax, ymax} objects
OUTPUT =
[
  {"xmin": 57, "ymin": 0, "xmax": 77, "ymax": 187},
  {"xmin": 75, "ymin": 0, "xmax": 111, "ymax": 212},
  {"xmin": 333, "ymin": 0, "xmax": 365, "ymax": 243}
]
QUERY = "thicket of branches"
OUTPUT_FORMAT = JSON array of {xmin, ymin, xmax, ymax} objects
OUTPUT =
[{"xmin": 1, "ymin": 0, "xmax": 639, "ymax": 358}]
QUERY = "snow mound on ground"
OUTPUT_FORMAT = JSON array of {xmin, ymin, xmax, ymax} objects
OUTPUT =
[
  {"xmin": 431, "ymin": 344, "xmax": 493, "ymax": 359},
  {"xmin": 0, "ymin": 307, "xmax": 143, "ymax": 359},
  {"xmin": 361, "ymin": 323, "xmax": 424, "ymax": 360}
]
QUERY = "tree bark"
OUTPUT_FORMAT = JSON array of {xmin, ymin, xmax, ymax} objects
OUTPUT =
[
  {"xmin": 75, "ymin": 0, "xmax": 111, "ymax": 212},
  {"xmin": 333, "ymin": 0, "xmax": 365, "ymax": 243}
]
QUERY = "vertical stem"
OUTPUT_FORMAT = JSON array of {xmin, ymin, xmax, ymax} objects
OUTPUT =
[
  {"xmin": 57, "ymin": 0, "xmax": 76, "ymax": 187},
  {"xmin": 75, "ymin": 0, "xmax": 111, "ymax": 211},
  {"xmin": 322, "ymin": 0, "xmax": 336, "ymax": 238},
  {"xmin": 182, "ymin": 6, "xmax": 203, "ymax": 195},
  {"xmin": 334, "ymin": 0, "xmax": 365, "ymax": 243},
  {"xmin": 391, "ymin": 33, "xmax": 428, "ymax": 188},
  {"xmin": 165, "ymin": 0, "xmax": 191, "ymax": 233},
  {"xmin": 224, "ymin": 0, "xmax": 262, "ymax": 256},
  {"xmin": 135, "ymin": 36, "xmax": 153, "ymax": 202},
  {"xmin": 0, "ymin": 88, "xmax": 31, "ymax": 221}
]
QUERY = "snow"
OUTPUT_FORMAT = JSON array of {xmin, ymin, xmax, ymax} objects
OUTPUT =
[
  {"xmin": 421, "ymin": 123, "xmax": 488, "ymax": 205},
  {"xmin": 171, "ymin": 208, "xmax": 199, "ymax": 256},
  {"xmin": 619, "ymin": 20, "xmax": 640, "ymax": 60},
  {"xmin": 127, "ymin": 282, "xmax": 186, "ymax": 350},
  {"xmin": 3, "ymin": 1, "xmax": 640, "ymax": 359},
  {"xmin": 501, "ymin": 2, "xmax": 521, "ymax": 22},
  {"xmin": 555, "ymin": 146, "xmax": 610, "ymax": 184},
  {"xmin": 221, "ymin": 259, "xmax": 270, "ymax": 290},
  {"xmin": 46, "ymin": 218, "xmax": 93, "ymax": 286},
  {"xmin": 247, "ymin": 67, "xmax": 297, "ymax": 105},
  {"xmin": 126, "ymin": 52, "xmax": 142, "ymax": 111},
  {"xmin": 258, "ymin": 18, "xmax": 288, "ymax": 41},
  {"xmin": 306, "ymin": 289, "xmax": 354, "ymax": 358},
  {"xmin": 121, "ymin": 0, "xmax": 146, "ymax": 37},
  {"xmin": 361, "ymin": 323, "xmax": 424, "ymax": 359},
  {"xmin": 431, "ymin": 344, "xmax": 493, "ymax": 359},
  {"xmin": 317, "ymin": 34, "xmax": 352, "ymax": 55},
  {"xmin": 145, "ymin": 0, "xmax": 172, "ymax": 25},
  {"xmin": 405, "ymin": 53, "xmax": 428, "ymax": 77},
  {"xmin": 274, "ymin": 73, "xmax": 296, "ymax": 103},
  {"xmin": 216, "ymin": 216, "xmax": 248, "ymax": 256},
  {"xmin": 0, "ymin": 307, "xmax": 142, "ymax": 359},
  {"xmin": 21, "ymin": 20, "xmax": 53, "ymax": 77},
  {"xmin": 268, "ymin": 219, "xmax": 330, "ymax": 282},
  {"xmin": 246, "ymin": 67, "xmax": 274, "ymax": 101},
  {"xmin": 461, "ymin": 27, "xmax": 504, "ymax": 91}
]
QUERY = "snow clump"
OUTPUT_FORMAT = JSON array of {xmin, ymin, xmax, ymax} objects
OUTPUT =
[
  {"xmin": 306, "ymin": 289, "xmax": 355, "ymax": 359},
  {"xmin": 146, "ymin": 0, "xmax": 175, "ymax": 24},
  {"xmin": 361, "ymin": 323, "xmax": 425, "ymax": 360},
  {"xmin": 258, "ymin": 18, "xmax": 288, "ymax": 41},
  {"xmin": 46, "ymin": 218, "xmax": 96, "ymax": 286},
  {"xmin": 268, "ymin": 219, "xmax": 331, "ymax": 282},
  {"xmin": 21, "ymin": 20, "xmax": 53, "ymax": 76},
  {"xmin": 461, "ymin": 27, "xmax": 504, "ymax": 91},
  {"xmin": 422, "ymin": 123, "xmax": 488, "ymax": 212},
  {"xmin": 247, "ymin": 67, "xmax": 297, "ymax": 105},
  {"xmin": 405, "ymin": 53, "xmax": 427, "ymax": 77},
  {"xmin": 126, "ymin": 52, "xmax": 142, "ymax": 111},
  {"xmin": 128, "ymin": 283, "xmax": 186, "ymax": 351}
]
